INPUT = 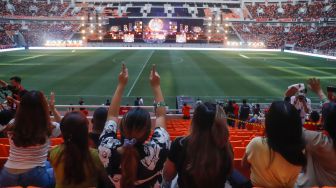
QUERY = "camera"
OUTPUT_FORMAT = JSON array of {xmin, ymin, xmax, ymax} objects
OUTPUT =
[{"xmin": 327, "ymin": 86, "xmax": 336, "ymax": 93}]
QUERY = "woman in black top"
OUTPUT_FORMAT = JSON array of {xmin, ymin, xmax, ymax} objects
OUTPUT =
[{"xmin": 163, "ymin": 102, "xmax": 233, "ymax": 188}]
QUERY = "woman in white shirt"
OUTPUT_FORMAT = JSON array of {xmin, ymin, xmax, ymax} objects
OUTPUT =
[
  {"xmin": 242, "ymin": 101, "xmax": 306, "ymax": 187},
  {"xmin": 0, "ymin": 90, "xmax": 60, "ymax": 188}
]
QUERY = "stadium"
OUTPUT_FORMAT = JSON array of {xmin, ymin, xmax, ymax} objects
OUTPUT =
[{"xmin": 0, "ymin": 0, "xmax": 336, "ymax": 187}]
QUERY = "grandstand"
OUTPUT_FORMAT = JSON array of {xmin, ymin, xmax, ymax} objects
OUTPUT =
[{"xmin": 0, "ymin": 0, "xmax": 336, "ymax": 187}]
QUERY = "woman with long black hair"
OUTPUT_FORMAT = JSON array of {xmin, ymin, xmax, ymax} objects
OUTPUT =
[
  {"xmin": 242, "ymin": 101, "xmax": 306, "ymax": 187},
  {"xmin": 163, "ymin": 102, "xmax": 234, "ymax": 188},
  {"xmin": 50, "ymin": 111, "xmax": 109, "ymax": 188}
]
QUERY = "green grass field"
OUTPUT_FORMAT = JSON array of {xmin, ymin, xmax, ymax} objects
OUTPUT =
[{"xmin": 0, "ymin": 49, "xmax": 335, "ymax": 107}]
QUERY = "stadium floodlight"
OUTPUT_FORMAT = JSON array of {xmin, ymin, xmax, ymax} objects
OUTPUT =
[
  {"xmin": 208, "ymin": 30, "xmax": 211, "ymax": 33},
  {"xmin": 98, "ymin": 23, "xmax": 102, "ymax": 27},
  {"xmin": 225, "ymin": 17, "xmax": 229, "ymax": 20},
  {"xmin": 98, "ymin": 17, "xmax": 102, "ymax": 20},
  {"xmin": 225, "ymin": 30, "xmax": 228, "ymax": 33},
  {"xmin": 90, "ymin": 30, "xmax": 94, "ymax": 33},
  {"xmin": 225, "ymin": 24, "xmax": 229, "ymax": 27},
  {"xmin": 208, "ymin": 23, "xmax": 212, "ymax": 26},
  {"xmin": 216, "ymin": 30, "xmax": 220, "ymax": 33},
  {"xmin": 208, "ymin": 17, "xmax": 212, "ymax": 20},
  {"xmin": 90, "ymin": 17, "xmax": 93, "ymax": 20},
  {"xmin": 225, "ymin": 37, "xmax": 228, "ymax": 40},
  {"xmin": 82, "ymin": 36, "xmax": 86, "ymax": 39},
  {"xmin": 99, "ymin": 36, "xmax": 102, "ymax": 40},
  {"xmin": 81, "ymin": 30, "xmax": 85, "ymax": 34},
  {"xmin": 99, "ymin": 30, "xmax": 102, "ymax": 33},
  {"xmin": 81, "ymin": 17, "xmax": 84, "ymax": 20}
]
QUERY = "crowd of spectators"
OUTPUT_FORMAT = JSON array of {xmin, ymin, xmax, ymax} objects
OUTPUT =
[
  {"xmin": 0, "ymin": 23, "xmax": 79, "ymax": 47},
  {"xmin": 0, "ymin": 1, "xmax": 69, "ymax": 17},
  {"xmin": 234, "ymin": 23, "xmax": 336, "ymax": 50},
  {"xmin": 0, "ymin": 65, "xmax": 336, "ymax": 187},
  {"xmin": 246, "ymin": 2, "xmax": 335, "ymax": 20}
]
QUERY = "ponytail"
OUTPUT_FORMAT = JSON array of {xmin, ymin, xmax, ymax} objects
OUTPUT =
[
  {"xmin": 121, "ymin": 143, "xmax": 140, "ymax": 188},
  {"xmin": 119, "ymin": 108, "xmax": 152, "ymax": 188}
]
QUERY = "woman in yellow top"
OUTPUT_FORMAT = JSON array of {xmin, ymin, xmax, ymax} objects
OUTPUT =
[{"xmin": 49, "ymin": 111, "xmax": 110, "ymax": 188}]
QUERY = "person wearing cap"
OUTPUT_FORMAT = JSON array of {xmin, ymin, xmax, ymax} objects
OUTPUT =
[{"xmin": 89, "ymin": 107, "xmax": 108, "ymax": 148}]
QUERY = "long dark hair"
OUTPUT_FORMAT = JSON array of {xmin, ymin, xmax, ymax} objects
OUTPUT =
[
  {"xmin": 119, "ymin": 107, "xmax": 151, "ymax": 188},
  {"xmin": 185, "ymin": 102, "xmax": 233, "ymax": 188},
  {"xmin": 56, "ymin": 111, "xmax": 97, "ymax": 185},
  {"xmin": 11, "ymin": 90, "xmax": 51, "ymax": 147},
  {"xmin": 265, "ymin": 101, "xmax": 306, "ymax": 166},
  {"xmin": 322, "ymin": 102, "xmax": 336, "ymax": 149}
]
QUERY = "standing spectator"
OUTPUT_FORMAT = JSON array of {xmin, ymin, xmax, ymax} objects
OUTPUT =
[
  {"xmin": 233, "ymin": 100, "xmax": 239, "ymax": 124},
  {"xmin": 238, "ymin": 99, "xmax": 250, "ymax": 129},
  {"xmin": 105, "ymin": 99, "xmax": 110, "ymax": 106},
  {"xmin": 134, "ymin": 97, "xmax": 140, "ymax": 106},
  {"xmin": 182, "ymin": 103, "xmax": 191, "ymax": 120},
  {"xmin": 79, "ymin": 98, "xmax": 89, "ymax": 116},
  {"xmin": 50, "ymin": 111, "xmax": 110, "ymax": 187},
  {"xmin": 0, "ymin": 90, "xmax": 60, "ymax": 187},
  {"xmin": 225, "ymin": 100, "xmax": 235, "ymax": 127},
  {"xmin": 98, "ymin": 64, "xmax": 170, "ymax": 187},
  {"xmin": 242, "ymin": 101, "xmax": 306, "ymax": 187},
  {"xmin": 139, "ymin": 97, "xmax": 144, "ymax": 106},
  {"xmin": 89, "ymin": 107, "xmax": 108, "ymax": 148},
  {"xmin": 163, "ymin": 102, "xmax": 233, "ymax": 188}
]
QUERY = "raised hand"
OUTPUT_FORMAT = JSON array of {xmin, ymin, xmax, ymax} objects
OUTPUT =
[
  {"xmin": 49, "ymin": 92, "xmax": 56, "ymax": 109},
  {"xmin": 0, "ymin": 80, "xmax": 7, "ymax": 87},
  {"xmin": 118, "ymin": 63, "xmax": 128, "ymax": 86},
  {"xmin": 150, "ymin": 64, "xmax": 160, "ymax": 88},
  {"xmin": 308, "ymin": 78, "xmax": 322, "ymax": 94},
  {"xmin": 308, "ymin": 77, "xmax": 327, "ymax": 101}
]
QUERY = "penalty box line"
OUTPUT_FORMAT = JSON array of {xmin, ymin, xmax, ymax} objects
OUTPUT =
[{"xmin": 126, "ymin": 50, "xmax": 154, "ymax": 97}]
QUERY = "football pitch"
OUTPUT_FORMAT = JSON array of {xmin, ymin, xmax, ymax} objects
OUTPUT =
[{"xmin": 0, "ymin": 49, "xmax": 335, "ymax": 107}]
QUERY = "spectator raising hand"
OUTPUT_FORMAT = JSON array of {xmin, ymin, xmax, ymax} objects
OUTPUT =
[
  {"xmin": 48, "ymin": 92, "xmax": 61, "ymax": 123},
  {"xmin": 99, "ymin": 63, "xmax": 170, "ymax": 188},
  {"xmin": 307, "ymin": 78, "xmax": 325, "ymax": 99}
]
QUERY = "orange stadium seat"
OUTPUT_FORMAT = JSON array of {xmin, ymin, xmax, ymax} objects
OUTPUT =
[
  {"xmin": 0, "ymin": 144, "xmax": 10, "ymax": 157},
  {"xmin": 230, "ymin": 140, "xmax": 243, "ymax": 148},
  {"xmin": 233, "ymin": 147, "xmax": 246, "ymax": 160},
  {"xmin": 0, "ymin": 138, "xmax": 9, "ymax": 145},
  {"xmin": 50, "ymin": 138, "xmax": 64, "ymax": 146}
]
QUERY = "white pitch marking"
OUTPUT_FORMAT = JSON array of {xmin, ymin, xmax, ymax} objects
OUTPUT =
[
  {"xmin": 239, "ymin": 54, "xmax": 250, "ymax": 59},
  {"xmin": 8, "ymin": 55, "xmax": 45, "ymax": 63},
  {"xmin": 126, "ymin": 50, "xmax": 154, "ymax": 96}
]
